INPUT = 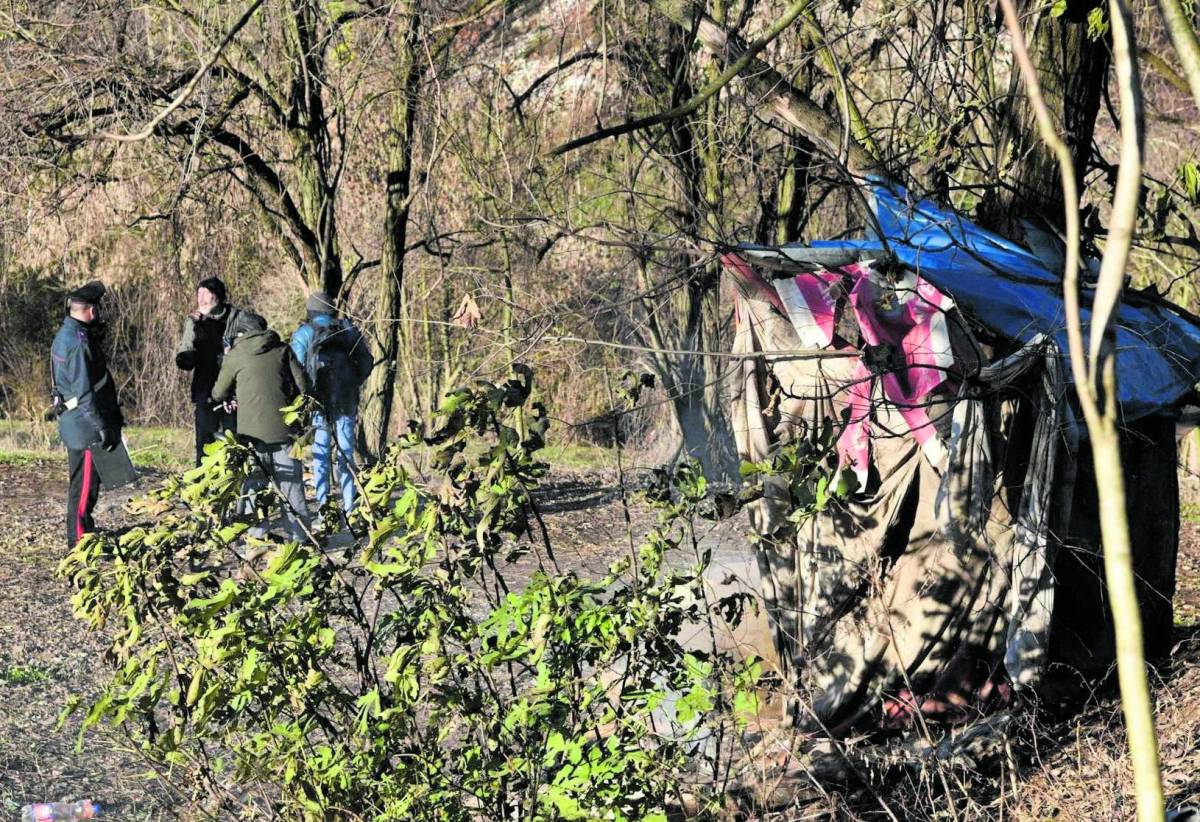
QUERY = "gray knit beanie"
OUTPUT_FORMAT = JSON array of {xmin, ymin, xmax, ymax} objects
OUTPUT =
[{"xmin": 306, "ymin": 291, "xmax": 336, "ymax": 316}]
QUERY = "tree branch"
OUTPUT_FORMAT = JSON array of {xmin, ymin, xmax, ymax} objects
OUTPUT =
[
  {"xmin": 1140, "ymin": 46, "xmax": 1191, "ymax": 94},
  {"xmin": 512, "ymin": 50, "xmax": 606, "ymax": 113},
  {"xmin": 428, "ymin": 0, "xmax": 507, "ymax": 34},
  {"xmin": 162, "ymin": 118, "xmax": 320, "ymax": 259},
  {"xmin": 649, "ymin": 0, "xmax": 876, "ymax": 175},
  {"xmin": 551, "ymin": 0, "xmax": 814, "ymax": 157},
  {"xmin": 1157, "ymin": 0, "xmax": 1200, "ymax": 114},
  {"xmin": 100, "ymin": 0, "xmax": 265, "ymax": 142}
]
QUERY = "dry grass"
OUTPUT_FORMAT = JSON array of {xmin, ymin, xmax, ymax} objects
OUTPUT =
[{"xmin": 1007, "ymin": 637, "xmax": 1200, "ymax": 820}]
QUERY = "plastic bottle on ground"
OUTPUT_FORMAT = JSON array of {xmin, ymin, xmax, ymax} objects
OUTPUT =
[{"xmin": 20, "ymin": 800, "xmax": 101, "ymax": 821}]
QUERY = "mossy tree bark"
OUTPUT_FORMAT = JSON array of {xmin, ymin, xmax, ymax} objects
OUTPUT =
[
  {"xmin": 361, "ymin": 0, "xmax": 422, "ymax": 458},
  {"xmin": 670, "ymin": 0, "xmax": 737, "ymax": 481},
  {"xmin": 281, "ymin": 0, "xmax": 343, "ymax": 295},
  {"xmin": 978, "ymin": 0, "xmax": 1110, "ymax": 236}
]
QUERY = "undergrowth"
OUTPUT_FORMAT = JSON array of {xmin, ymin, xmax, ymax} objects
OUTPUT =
[{"xmin": 58, "ymin": 366, "xmax": 761, "ymax": 820}]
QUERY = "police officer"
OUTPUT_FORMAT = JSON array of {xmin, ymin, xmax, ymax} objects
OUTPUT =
[{"xmin": 51, "ymin": 280, "xmax": 123, "ymax": 548}]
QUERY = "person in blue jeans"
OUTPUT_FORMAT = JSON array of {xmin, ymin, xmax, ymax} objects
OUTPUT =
[{"xmin": 290, "ymin": 292, "xmax": 374, "ymax": 522}]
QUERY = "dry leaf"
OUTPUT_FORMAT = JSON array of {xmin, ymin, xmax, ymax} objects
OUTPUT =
[{"xmin": 451, "ymin": 293, "xmax": 481, "ymax": 329}]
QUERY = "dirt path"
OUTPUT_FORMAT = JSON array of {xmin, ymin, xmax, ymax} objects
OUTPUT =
[{"xmin": 0, "ymin": 461, "xmax": 178, "ymax": 820}]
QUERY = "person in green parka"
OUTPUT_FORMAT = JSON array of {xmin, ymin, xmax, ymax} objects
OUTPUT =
[{"xmin": 211, "ymin": 312, "xmax": 310, "ymax": 541}]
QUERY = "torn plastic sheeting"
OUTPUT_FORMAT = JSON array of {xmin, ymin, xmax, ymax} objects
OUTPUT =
[{"xmin": 736, "ymin": 183, "xmax": 1200, "ymax": 421}]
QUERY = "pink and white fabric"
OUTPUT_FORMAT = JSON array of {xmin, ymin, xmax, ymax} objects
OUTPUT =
[
  {"xmin": 721, "ymin": 253, "xmax": 955, "ymax": 486},
  {"xmin": 837, "ymin": 265, "xmax": 954, "ymax": 486},
  {"xmin": 774, "ymin": 271, "xmax": 844, "ymax": 348}
]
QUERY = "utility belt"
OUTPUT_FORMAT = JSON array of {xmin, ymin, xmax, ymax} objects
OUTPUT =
[
  {"xmin": 46, "ymin": 390, "xmax": 88, "ymax": 421},
  {"xmin": 47, "ymin": 371, "xmax": 108, "ymax": 420}
]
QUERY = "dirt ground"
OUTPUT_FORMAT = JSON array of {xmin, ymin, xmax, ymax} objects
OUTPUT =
[{"xmin": 1, "ymin": 457, "xmax": 1198, "ymax": 820}]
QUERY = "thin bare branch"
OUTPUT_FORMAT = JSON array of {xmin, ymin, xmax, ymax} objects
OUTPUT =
[
  {"xmin": 100, "ymin": 0, "xmax": 265, "ymax": 143},
  {"xmin": 551, "ymin": 0, "xmax": 814, "ymax": 156},
  {"xmin": 1003, "ymin": 0, "xmax": 1164, "ymax": 818},
  {"xmin": 1158, "ymin": 0, "xmax": 1200, "ymax": 114}
]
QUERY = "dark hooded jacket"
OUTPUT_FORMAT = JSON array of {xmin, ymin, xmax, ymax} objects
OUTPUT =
[
  {"xmin": 51, "ymin": 316, "xmax": 123, "ymax": 449},
  {"xmin": 210, "ymin": 329, "xmax": 308, "ymax": 445},
  {"xmin": 176, "ymin": 304, "xmax": 247, "ymax": 402}
]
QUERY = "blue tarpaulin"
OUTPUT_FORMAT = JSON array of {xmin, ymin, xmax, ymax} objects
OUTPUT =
[{"xmin": 739, "ymin": 184, "xmax": 1200, "ymax": 420}]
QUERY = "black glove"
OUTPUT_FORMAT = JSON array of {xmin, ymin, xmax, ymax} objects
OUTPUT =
[
  {"xmin": 176, "ymin": 351, "xmax": 196, "ymax": 370},
  {"xmin": 100, "ymin": 428, "xmax": 120, "ymax": 452}
]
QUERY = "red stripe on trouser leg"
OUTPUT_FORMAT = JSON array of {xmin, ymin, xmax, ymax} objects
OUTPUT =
[{"xmin": 77, "ymin": 448, "xmax": 93, "ymax": 542}]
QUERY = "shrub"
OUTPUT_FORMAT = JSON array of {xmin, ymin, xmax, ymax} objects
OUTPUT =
[{"xmin": 60, "ymin": 366, "xmax": 759, "ymax": 820}]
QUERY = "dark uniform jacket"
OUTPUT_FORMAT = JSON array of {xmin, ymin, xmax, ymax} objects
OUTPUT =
[
  {"xmin": 176, "ymin": 305, "xmax": 246, "ymax": 402},
  {"xmin": 51, "ymin": 316, "xmax": 123, "ymax": 450},
  {"xmin": 211, "ymin": 329, "xmax": 308, "ymax": 445}
]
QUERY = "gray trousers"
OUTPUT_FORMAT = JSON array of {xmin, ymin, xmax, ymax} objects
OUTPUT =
[{"xmin": 241, "ymin": 440, "xmax": 310, "ymax": 541}]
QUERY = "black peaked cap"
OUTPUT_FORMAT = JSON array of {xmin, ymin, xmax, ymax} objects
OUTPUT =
[{"xmin": 67, "ymin": 280, "xmax": 106, "ymax": 305}]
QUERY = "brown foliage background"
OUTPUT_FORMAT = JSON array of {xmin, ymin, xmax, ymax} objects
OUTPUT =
[{"xmin": 0, "ymin": 0, "xmax": 1196, "ymax": 458}]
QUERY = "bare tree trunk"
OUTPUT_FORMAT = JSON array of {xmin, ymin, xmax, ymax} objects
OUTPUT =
[
  {"xmin": 675, "ymin": 0, "xmax": 736, "ymax": 480},
  {"xmin": 631, "ymin": 15, "xmax": 738, "ymax": 481},
  {"xmin": 979, "ymin": 0, "xmax": 1109, "ymax": 235},
  {"xmin": 283, "ymin": 0, "xmax": 343, "ymax": 295},
  {"xmin": 361, "ymin": 0, "xmax": 421, "ymax": 458}
]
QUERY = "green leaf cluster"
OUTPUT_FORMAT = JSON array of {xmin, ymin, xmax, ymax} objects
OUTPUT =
[
  {"xmin": 738, "ymin": 416, "xmax": 855, "ymax": 526},
  {"xmin": 59, "ymin": 365, "xmax": 758, "ymax": 820}
]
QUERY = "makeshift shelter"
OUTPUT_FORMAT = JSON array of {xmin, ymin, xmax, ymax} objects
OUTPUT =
[{"xmin": 723, "ymin": 183, "xmax": 1200, "ymax": 735}]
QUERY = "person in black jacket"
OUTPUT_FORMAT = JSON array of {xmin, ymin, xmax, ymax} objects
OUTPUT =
[
  {"xmin": 175, "ymin": 277, "xmax": 246, "ymax": 464},
  {"xmin": 51, "ymin": 280, "xmax": 123, "ymax": 548}
]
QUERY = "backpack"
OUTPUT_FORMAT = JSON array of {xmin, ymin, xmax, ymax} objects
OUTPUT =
[{"xmin": 305, "ymin": 320, "xmax": 366, "ymax": 411}]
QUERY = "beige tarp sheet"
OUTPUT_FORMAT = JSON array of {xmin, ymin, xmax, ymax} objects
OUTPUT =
[{"xmin": 729, "ymin": 272, "xmax": 1067, "ymax": 733}]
